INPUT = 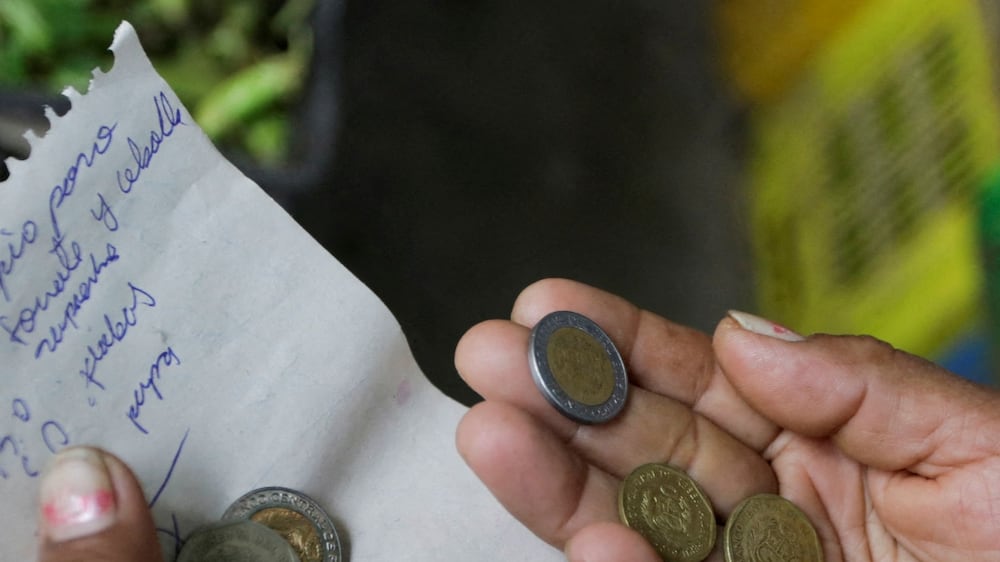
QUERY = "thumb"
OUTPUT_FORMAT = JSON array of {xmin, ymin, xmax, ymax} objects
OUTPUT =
[
  {"xmin": 713, "ymin": 312, "xmax": 1000, "ymax": 475},
  {"xmin": 564, "ymin": 522, "xmax": 664, "ymax": 562},
  {"xmin": 37, "ymin": 446, "xmax": 163, "ymax": 562}
]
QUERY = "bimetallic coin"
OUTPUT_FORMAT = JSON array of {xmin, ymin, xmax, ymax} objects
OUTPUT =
[
  {"xmin": 724, "ymin": 494, "xmax": 823, "ymax": 562},
  {"xmin": 223, "ymin": 487, "xmax": 343, "ymax": 562},
  {"xmin": 177, "ymin": 520, "xmax": 300, "ymax": 562},
  {"xmin": 529, "ymin": 310, "xmax": 628, "ymax": 424},
  {"xmin": 619, "ymin": 463, "xmax": 716, "ymax": 562}
]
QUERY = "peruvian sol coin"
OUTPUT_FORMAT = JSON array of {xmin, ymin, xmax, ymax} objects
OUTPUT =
[
  {"xmin": 528, "ymin": 310, "xmax": 628, "ymax": 424},
  {"xmin": 724, "ymin": 494, "xmax": 823, "ymax": 562},
  {"xmin": 619, "ymin": 463, "xmax": 716, "ymax": 562},
  {"xmin": 177, "ymin": 520, "xmax": 300, "ymax": 562},
  {"xmin": 222, "ymin": 487, "xmax": 343, "ymax": 562}
]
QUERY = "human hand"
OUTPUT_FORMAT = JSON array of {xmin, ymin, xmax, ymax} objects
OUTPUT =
[
  {"xmin": 455, "ymin": 278, "xmax": 1000, "ymax": 561},
  {"xmin": 36, "ymin": 447, "xmax": 162, "ymax": 562}
]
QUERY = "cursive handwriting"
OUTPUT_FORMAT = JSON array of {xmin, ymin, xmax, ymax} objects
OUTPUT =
[
  {"xmin": 41, "ymin": 420, "xmax": 69, "ymax": 454},
  {"xmin": 12, "ymin": 399, "xmax": 29, "ymax": 422},
  {"xmin": 90, "ymin": 192, "xmax": 119, "ymax": 233},
  {"xmin": 116, "ymin": 92, "xmax": 184, "ymax": 195},
  {"xmin": 0, "ymin": 221, "xmax": 39, "ymax": 303},
  {"xmin": 48, "ymin": 124, "xmax": 117, "ymax": 242},
  {"xmin": 34, "ymin": 243, "xmax": 121, "ymax": 359},
  {"xmin": 0, "ymin": 235, "xmax": 84, "ymax": 348},
  {"xmin": 78, "ymin": 282, "xmax": 156, "ymax": 391},
  {"xmin": 0, "ymin": 398, "xmax": 68, "ymax": 481},
  {"xmin": 126, "ymin": 347, "xmax": 181, "ymax": 434},
  {"xmin": 0, "ymin": 242, "xmax": 119, "ymax": 352},
  {"xmin": 0, "ymin": 436, "xmax": 40, "ymax": 479}
]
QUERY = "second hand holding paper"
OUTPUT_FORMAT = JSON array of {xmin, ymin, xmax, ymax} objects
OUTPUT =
[{"xmin": 0, "ymin": 22, "xmax": 560, "ymax": 562}]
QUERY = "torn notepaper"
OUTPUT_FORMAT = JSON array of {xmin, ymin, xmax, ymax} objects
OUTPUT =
[{"xmin": 0, "ymin": 21, "xmax": 559, "ymax": 561}]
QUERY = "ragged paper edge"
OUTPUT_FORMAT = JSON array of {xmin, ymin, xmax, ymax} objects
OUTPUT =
[{"xmin": 2, "ymin": 21, "xmax": 146, "ymax": 184}]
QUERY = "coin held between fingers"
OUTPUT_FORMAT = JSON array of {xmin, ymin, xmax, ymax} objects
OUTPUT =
[{"xmin": 529, "ymin": 310, "xmax": 629, "ymax": 424}]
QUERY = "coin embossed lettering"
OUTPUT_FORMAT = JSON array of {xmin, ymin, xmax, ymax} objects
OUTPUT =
[
  {"xmin": 619, "ymin": 463, "xmax": 716, "ymax": 562},
  {"xmin": 223, "ymin": 486, "xmax": 342, "ymax": 562},
  {"xmin": 724, "ymin": 494, "xmax": 823, "ymax": 562}
]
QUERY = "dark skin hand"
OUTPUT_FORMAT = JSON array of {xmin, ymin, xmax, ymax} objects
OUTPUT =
[
  {"xmin": 455, "ymin": 278, "xmax": 1000, "ymax": 561},
  {"xmin": 30, "ymin": 277, "xmax": 1000, "ymax": 561}
]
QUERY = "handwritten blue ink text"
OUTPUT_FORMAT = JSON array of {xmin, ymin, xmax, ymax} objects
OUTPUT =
[
  {"xmin": 0, "ymin": 221, "xmax": 39, "ymax": 303},
  {"xmin": 0, "ymin": 398, "xmax": 68, "ymax": 481},
  {"xmin": 0, "ymin": 242, "xmax": 119, "ymax": 352},
  {"xmin": 78, "ymin": 282, "xmax": 156, "ymax": 391},
  {"xmin": 90, "ymin": 192, "xmax": 119, "ymax": 233},
  {"xmin": 126, "ymin": 346, "xmax": 181, "ymax": 434},
  {"xmin": 48, "ymin": 124, "xmax": 116, "ymax": 241},
  {"xmin": 33, "ymin": 243, "xmax": 121, "ymax": 358},
  {"xmin": 116, "ymin": 92, "xmax": 183, "ymax": 195}
]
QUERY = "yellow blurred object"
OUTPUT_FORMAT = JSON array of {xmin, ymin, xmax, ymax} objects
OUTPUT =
[
  {"xmin": 735, "ymin": 0, "xmax": 1000, "ymax": 359},
  {"xmin": 716, "ymin": 0, "xmax": 870, "ymax": 103}
]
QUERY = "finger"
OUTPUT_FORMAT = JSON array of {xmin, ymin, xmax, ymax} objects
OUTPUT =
[
  {"xmin": 456, "ymin": 401, "xmax": 619, "ymax": 547},
  {"xmin": 456, "ymin": 319, "xmax": 776, "ymax": 515},
  {"xmin": 37, "ymin": 446, "xmax": 162, "ymax": 562},
  {"xmin": 456, "ymin": 319, "xmax": 578, "ymax": 436},
  {"xmin": 713, "ymin": 313, "xmax": 1000, "ymax": 475},
  {"xmin": 564, "ymin": 522, "xmax": 661, "ymax": 562},
  {"xmin": 510, "ymin": 278, "xmax": 779, "ymax": 451}
]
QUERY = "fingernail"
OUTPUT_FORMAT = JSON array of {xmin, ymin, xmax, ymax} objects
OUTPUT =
[
  {"xmin": 727, "ymin": 310, "xmax": 805, "ymax": 342},
  {"xmin": 39, "ymin": 447, "xmax": 117, "ymax": 542}
]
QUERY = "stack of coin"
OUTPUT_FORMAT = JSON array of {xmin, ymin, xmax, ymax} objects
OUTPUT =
[
  {"xmin": 177, "ymin": 520, "xmax": 300, "ymax": 562},
  {"xmin": 618, "ymin": 465, "xmax": 823, "ymax": 562},
  {"xmin": 178, "ymin": 486, "xmax": 344, "ymax": 562},
  {"xmin": 529, "ymin": 310, "xmax": 629, "ymax": 424},
  {"xmin": 223, "ymin": 487, "xmax": 343, "ymax": 562}
]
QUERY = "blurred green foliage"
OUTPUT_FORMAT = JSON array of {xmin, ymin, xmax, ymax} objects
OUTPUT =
[{"xmin": 0, "ymin": 0, "xmax": 314, "ymax": 164}]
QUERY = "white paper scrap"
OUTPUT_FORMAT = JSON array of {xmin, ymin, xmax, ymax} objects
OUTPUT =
[{"xmin": 0, "ymin": 22, "xmax": 559, "ymax": 561}]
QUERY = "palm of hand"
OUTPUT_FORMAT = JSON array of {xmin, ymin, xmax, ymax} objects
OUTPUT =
[
  {"xmin": 455, "ymin": 279, "xmax": 1000, "ymax": 562},
  {"xmin": 769, "ymin": 421, "xmax": 1000, "ymax": 561}
]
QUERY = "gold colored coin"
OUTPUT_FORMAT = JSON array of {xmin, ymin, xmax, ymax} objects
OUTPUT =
[
  {"xmin": 619, "ymin": 463, "xmax": 717, "ymax": 562},
  {"xmin": 723, "ymin": 494, "xmax": 823, "ymax": 562},
  {"xmin": 251, "ymin": 507, "xmax": 323, "ymax": 562},
  {"xmin": 222, "ymin": 486, "xmax": 341, "ymax": 562},
  {"xmin": 546, "ymin": 326, "xmax": 615, "ymax": 405}
]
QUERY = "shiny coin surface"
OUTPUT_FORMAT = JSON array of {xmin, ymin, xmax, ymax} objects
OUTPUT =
[
  {"xmin": 177, "ymin": 520, "xmax": 300, "ymax": 562},
  {"xmin": 529, "ymin": 310, "xmax": 628, "ymax": 424},
  {"xmin": 619, "ymin": 463, "xmax": 716, "ymax": 562},
  {"xmin": 724, "ymin": 494, "xmax": 823, "ymax": 562},
  {"xmin": 223, "ymin": 487, "xmax": 343, "ymax": 562}
]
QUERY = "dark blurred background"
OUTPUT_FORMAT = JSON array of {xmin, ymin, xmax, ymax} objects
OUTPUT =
[
  {"xmin": 0, "ymin": 0, "xmax": 752, "ymax": 404},
  {"xmin": 308, "ymin": 1, "xmax": 753, "ymax": 404}
]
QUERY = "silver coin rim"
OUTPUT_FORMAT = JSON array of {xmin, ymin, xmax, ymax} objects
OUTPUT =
[
  {"xmin": 529, "ymin": 310, "xmax": 628, "ymax": 424},
  {"xmin": 177, "ymin": 520, "xmax": 300, "ymax": 562},
  {"xmin": 221, "ymin": 486, "xmax": 342, "ymax": 562}
]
